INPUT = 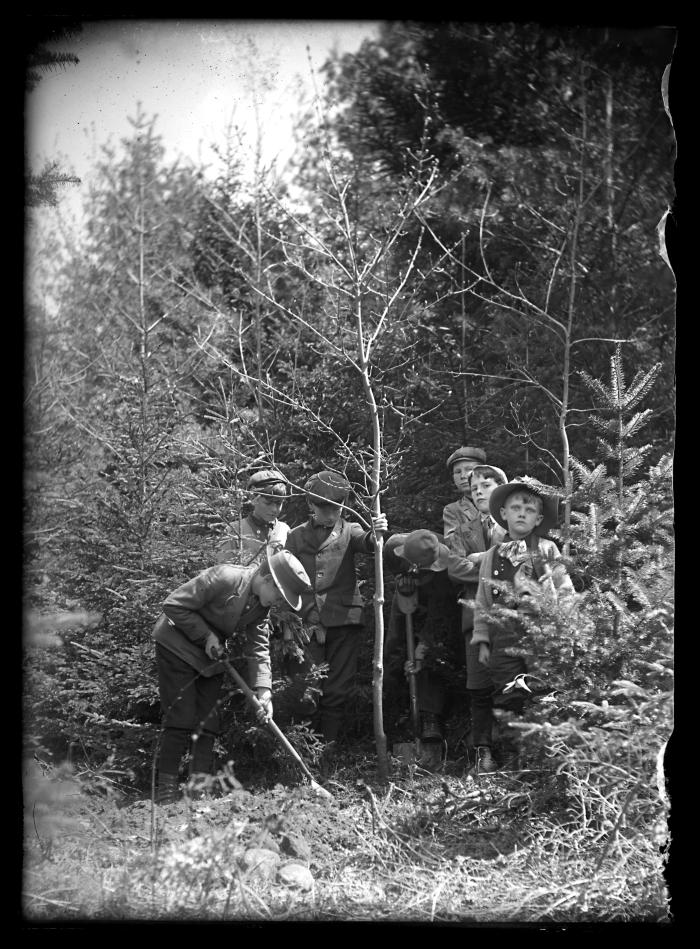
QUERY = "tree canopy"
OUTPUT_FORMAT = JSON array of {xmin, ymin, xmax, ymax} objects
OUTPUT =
[{"xmin": 24, "ymin": 21, "xmax": 674, "ymax": 795}]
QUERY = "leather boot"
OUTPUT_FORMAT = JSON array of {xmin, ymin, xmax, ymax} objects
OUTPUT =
[{"xmin": 155, "ymin": 772, "xmax": 180, "ymax": 804}]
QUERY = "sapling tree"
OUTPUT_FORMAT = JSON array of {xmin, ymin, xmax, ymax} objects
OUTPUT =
[
  {"xmin": 193, "ymin": 99, "xmax": 457, "ymax": 781},
  {"xmin": 321, "ymin": 22, "xmax": 674, "ymax": 495}
]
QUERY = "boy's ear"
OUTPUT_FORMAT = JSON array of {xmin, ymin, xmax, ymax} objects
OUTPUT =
[
  {"xmin": 500, "ymin": 506, "xmax": 508, "ymax": 522},
  {"xmin": 534, "ymin": 512, "xmax": 544, "ymax": 526}
]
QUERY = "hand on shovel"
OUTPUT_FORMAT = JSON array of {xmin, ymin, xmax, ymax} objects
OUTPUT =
[
  {"xmin": 218, "ymin": 650, "xmax": 333, "ymax": 801},
  {"xmin": 205, "ymin": 632, "xmax": 225, "ymax": 662},
  {"xmin": 254, "ymin": 687, "xmax": 273, "ymax": 724}
]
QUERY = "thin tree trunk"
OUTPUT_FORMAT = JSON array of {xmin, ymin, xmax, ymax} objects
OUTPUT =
[
  {"xmin": 559, "ymin": 64, "xmax": 588, "ymax": 556},
  {"xmin": 354, "ymin": 294, "xmax": 389, "ymax": 783},
  {"xmin": 460, "ymin": 236, "xmax": 469, "ymax": 439}
]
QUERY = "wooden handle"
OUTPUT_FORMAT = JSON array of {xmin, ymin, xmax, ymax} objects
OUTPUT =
[
  {"xmin": 404, "ymin": 612, "xmax": 421, "ymax": 738},
  {"xmin": 220, "ymin": 656, "xmax": 318, "ymax": 785}
]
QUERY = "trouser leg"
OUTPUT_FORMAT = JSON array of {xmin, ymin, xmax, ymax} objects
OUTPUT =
[
  {"xmin": 156, "ymin": 644, "xmax": 224, "ymax": 774},
  {"xmin": 317, "ymin": 626, "xmax": 361, "ymax": 741},
  {"xmin": 189, "ymin": 674, "xmax": 224, "ymax": 775},
  {"xmin": 415, "ymin": 668, "xmax": 448, "ymax": 717},
  {"xmin": 489, "ymin": 626, "xmax": 528, "ymax": 711},
  {"xmin": 468, "ymin": 688, "xmax": 494, "ymax": 747},
  {"xmin": 465, "ymin": 637, "xmax": 495, "ymax": 749},
  {"xmin": 158, "ymin": 727, "xmax": 191, "ymax": 776}
]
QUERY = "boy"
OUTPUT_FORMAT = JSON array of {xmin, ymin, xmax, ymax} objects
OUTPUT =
[
  {"xmin": 383, "ymin": 530, "xmax": 462, "ymax": 760},
  {"xmin": 215, "ymin": 468, "xmax": 290, "ymax": 566},
  {"xmin": 442, "ymin": 446, "xmax": 488, "ymax": 540},
  {"xmin": 151, "ymin": 547, "xmax": 311, "ymax": 803},
  {"xmin": 284, "ymin": 470, "xmax": 388, "ymax": 757},
  {"xmin": 468, "ymin": 477, "xmax": 576, "ymax": 773},
  {"xmin": 446, "ymin": 464, "xmax": 509, "ymax": 631}
]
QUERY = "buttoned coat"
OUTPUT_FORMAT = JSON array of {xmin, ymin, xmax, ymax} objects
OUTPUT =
[
  {"xmin": 442, "ymin": 496, "xmax": 479, "ymax": 540},
  {"xmin": 215, "ymin": 516, "xmax": 290, "ymax": 566},
  {"xmin": 152, "ymin": 563, "xmax": 272, "ymax": 685},
  {"xmin": 285, "ymin": 518, "xmax": 372, "ymax": 627},
  {"xmin": 446, "ymin": 515, "xmax": 507, "ymax": 631}
]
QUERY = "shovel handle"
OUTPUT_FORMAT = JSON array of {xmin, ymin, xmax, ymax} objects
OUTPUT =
[
  {"xmin": 403, "ymin": 612, "xmax": 421, "ymax": 739},
  {"xmin": 219, "ymin": 656, "xmax": 319, "ymax": 786}
]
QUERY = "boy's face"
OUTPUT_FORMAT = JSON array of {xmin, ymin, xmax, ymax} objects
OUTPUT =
[
  {"xmin": 309, "ymin": 500, "xmax": 342, "ymax": 528},
  {"xmin": 254, "ymin": 574, "xmax": 286, "ymax": 608},
  {"xmin": 252, "ymin": 492, "xmax": 285, "ymax": 524},
  {"xmin": 500, "ymin": 491, "xmax": 544, "ymax": 539},
  {"xmin": 470, "ymin": 473, "xmax": 500, "ymax": 513},
  {"xmin": 452, "ymin": 461, "xmax": 476, "ymax": 495}
]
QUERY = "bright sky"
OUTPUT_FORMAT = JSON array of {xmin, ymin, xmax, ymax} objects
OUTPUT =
[{"xmin": 27, "ymin": 19, "xmax": 380, "ymax": 203}]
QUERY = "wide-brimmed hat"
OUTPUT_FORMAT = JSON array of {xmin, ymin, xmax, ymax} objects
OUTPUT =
[
  {"xmin": 393, "ymin": 530, "xmax": 450, "ymax": 572},
  {"xmin": 246, "ymin": 469, "xmax": 289, "ymax": 496},
  {"xmin": 266, "ymin": 549, "xmax": 312, "ymax": 610},
  {"xmin": 446, "ymin": 446, "xmax": 487, "ymax": 471},
  {"xmin": 489, "ymin": 477, "xmax": 561, "ymax": 536},
  {"xmin": 304, "ymin": 470, "xmax": 351, "ymax": 506}
]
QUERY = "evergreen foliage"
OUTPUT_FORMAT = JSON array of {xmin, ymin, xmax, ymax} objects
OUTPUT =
[
  {"xmin": 24, "ymin": 17, "xmax": 83, "ymax": 206},
  {"xmin": 24, "ymin": 21, "xmax": 673, "ymax": 822}
]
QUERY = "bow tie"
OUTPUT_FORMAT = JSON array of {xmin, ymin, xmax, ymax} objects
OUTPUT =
[{"xmin": 498, "ymin": 539, "xmax": 529, "ymax": 566}]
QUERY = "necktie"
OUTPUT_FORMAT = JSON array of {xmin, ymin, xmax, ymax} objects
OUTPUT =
[{"xmin": 498, "ymin": 539, "xmax": 529, "ymax": 566}]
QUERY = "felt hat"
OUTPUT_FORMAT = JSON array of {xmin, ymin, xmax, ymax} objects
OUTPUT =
[
  {"xmin": 304, "ymin": 470, "xmax": 351, "ymax": 506},
  {"xmin": 393, "ymin": 530, "xmax": 450, "ymax": 572},
  {"xmin": 488, "ymin": 477, "xmax": 561, "ymax": 536},
  {"xmin": 266, "ymin": 549, "xmax": 312, "ymax": 610},
  {"xmin": 246, "ymin": 469, "xmax": 289, "ymax": 496},
  {"xmin": 446, "ymin": 446, "xmax": 487, "ymax": 471}
]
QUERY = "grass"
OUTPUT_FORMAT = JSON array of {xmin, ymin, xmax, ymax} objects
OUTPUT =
[{"xmin": 21, "ymin": 741, "xmax": 671, "ymax": 925}]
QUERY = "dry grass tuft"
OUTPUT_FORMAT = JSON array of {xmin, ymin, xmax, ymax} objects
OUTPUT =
[{"xmin": 22, "ymin": 743, "xmax": 670, "ymax": 923}]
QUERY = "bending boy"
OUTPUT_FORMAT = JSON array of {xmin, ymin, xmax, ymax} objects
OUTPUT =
[{"xmin": 151, "ymin": 547, "xmax": 311, "ymax": 803}]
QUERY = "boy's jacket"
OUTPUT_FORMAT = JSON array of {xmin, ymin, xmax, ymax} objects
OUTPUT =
[
  {"xmin": 471, "ymin": 537, "xmax": 576, "ymax": 645},
  {"xmin": 442, "ymin": 496, "xmax": 479, "ymax": 539},
  {"xmin": 285, "ymin": 518, "xmax": 372, "ymax": 627},
  {"xmin": 215, "ymin": 516, "xmax": 290, "ymax": 567},
  {"xmin": 152, "ymin": 563, "xmax": 272, "ymax": 684},
  {"xmin": 446, "ymin": 516, "xmax": 507, "ymax": 631}
]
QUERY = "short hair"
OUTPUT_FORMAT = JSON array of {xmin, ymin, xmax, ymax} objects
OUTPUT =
[
  {"xmin": 470, "ymin": 465, "xmax": 507, "ymax": 485},
  {"xmin": 503, "ymin": 488, "xmax": 544, "ymax": 513}
]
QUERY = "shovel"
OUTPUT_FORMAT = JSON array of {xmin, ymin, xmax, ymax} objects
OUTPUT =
[
  {"xmin": 394, "ymin": 584, "xmax": 422, "ymax": 766},
  {"xmin": 218, "ymin": 653, "xmax": 333, "ymax": 801}
]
